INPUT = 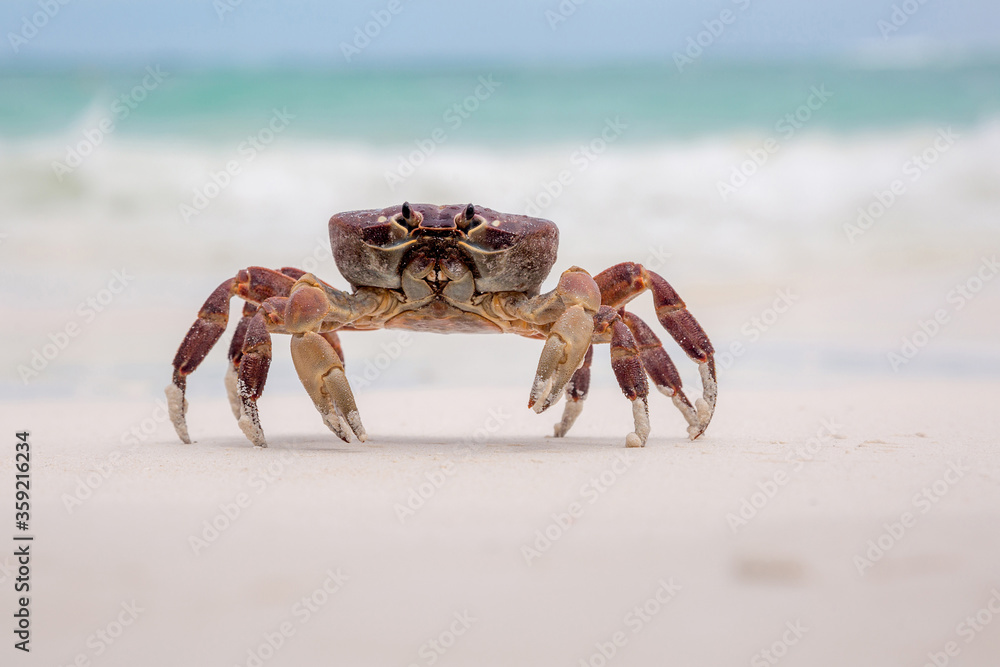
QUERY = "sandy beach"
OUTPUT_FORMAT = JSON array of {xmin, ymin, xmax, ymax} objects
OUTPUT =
[{"xmin": 3, "ymin": 375, "xmax": 998, "ymax": 666}]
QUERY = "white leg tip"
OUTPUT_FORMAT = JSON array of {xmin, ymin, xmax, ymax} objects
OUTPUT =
[
  {"xmin": 627, "ymin": 397, "xmax": 650, "ymax": 448},
  {"xmin": 224, "ymin": 364, "xmax": 241, "ymax": 420},
  {"xmin": 337, "ymin": 416, "xmax": 354, "ymax": 443},
  {"xmin": 321, "ymin": 412, "xmax": 351, "ymax": 442},
  {"xmin": 238, "ymin": 413, "xmax": 267, "ymax": 448},
  {"xmin": 554, "ymin": 399, "xmax": 585, "ymax": 438},
  {"xmin": 530, "ymin": 375, "xmax": 554, "ymax": 414},
  {"xmin": 346, "ymin": 410, "xmax": 367, "ymax": 443},
  {"xmin": 165, "ymin": 383, "xmax": 192, "ymax": 444}
]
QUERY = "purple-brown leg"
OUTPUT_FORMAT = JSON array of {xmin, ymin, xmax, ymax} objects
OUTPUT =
[
  {"xmin": 553, "ymin": 304, "xmax": 651, "ymax": 447},
  {"xmin": 222, "ymin": 267, "xmax": 318, "ymax": 420},
  {"xmin": 235, "ymin": 308, "xmax": 274, "ymax": 447},
  {"xmin": 594, "ymin": 262, "xmax": 716, "ymax": 440},
  {"xmin": 166, "ymin": 266, "xmax": 298, "ymax": 443},
  {"xmin": 225, "ymin": 301, "xmax": 257, "ymax": 419},
  {"xmin": 224, "ymin": 291, "xmax": 360, "ymax": 447},
  {"xmin": 620, "ymin": 310, "xmax": 704, "ymax": 436},
  {"xmin": 603, "ymin": 307, "xmax": 651, "ymax": 447},
  {"xmin": 321, "ymin": 331, "xmax": 345, "ymax": 364},
  {"xmin": 504, "ymin": 267, "xmax": 652, "ymax": 447}
]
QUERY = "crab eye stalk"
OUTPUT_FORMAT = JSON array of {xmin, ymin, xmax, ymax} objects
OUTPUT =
[
  {"xmin": 396, "ymin": 201, "xmax": 417, "ymax": 228},
  {"xmin": 458, "ymin": 202, "xmax": 482, "ymax": 230}
]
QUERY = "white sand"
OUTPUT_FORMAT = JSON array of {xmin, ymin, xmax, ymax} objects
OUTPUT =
[{"xmin": 4, "ymin": 377, "xmax": 1000, "ymax": 666}]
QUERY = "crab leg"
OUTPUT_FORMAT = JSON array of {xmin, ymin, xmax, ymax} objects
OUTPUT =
[
  {"xmin": 619, "ymin": 310, "xmax": 705, "ymax": 436},
  {"xmin": 608, "ymin": 314, "xmax": 651, "ymax": 448},
  {"xmin": 551, "ymin": 304, "xmax": 652, "ymax": 447},
  {"xmin": 167, "ymin": 278, "xmax": 235, "ymax": 443},
  {"xmin": 227, "ymin": 290, "xmax": 357, "ymax": 448},
  {"xmin": 593, "ymin": 262, "xmax": 716, "ymax": 439},
  {"xmin": 553, "ymin": 345, "xmax": 593, "ymax": 438},
  {"xmin": 529, "ymin": 305, "xmax": 596, "ymax": 412},
  {"xmin": 290, "ymin": 331, "xmax": 366, "ymax": 443},
  {"xmin": 235, "ymin": 308, "xmax": 274, "ymax": 447},
  {"xmin": 514, "ymin": 268, "xmax": 602, "ymax": 413},
  {"xmin": 225, "ymin": 301, "xmax": 257, "ymax": 419},
  {"xmin": 166, "ymin": 267, "xmax": 299, "ymax": 444},
  {"xmin": 223, "ymin": 268, "xmax": 312, "ymax": 421},
  {"xmin": 280, "ymin": 275, "xmax": 383, "ymax": 445}
]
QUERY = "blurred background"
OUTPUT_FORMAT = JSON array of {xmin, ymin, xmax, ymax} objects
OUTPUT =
[
  {"xmin": 3, "ymin": 4, "xmax": 1000, "ymax": 666},
  {"xmin": 1, "ymin": 0, "xmax": 999, "ymax": 402}
]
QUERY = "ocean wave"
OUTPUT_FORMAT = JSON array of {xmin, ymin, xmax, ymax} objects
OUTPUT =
[
  {"xmin": 3, "ymin": 121, "xmax": 999, "ymax": 396},
  {"xmin": 2, "ymin": 120, "xmax": 998, "ymax": 283}
]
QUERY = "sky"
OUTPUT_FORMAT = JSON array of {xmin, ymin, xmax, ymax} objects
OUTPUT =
[{"xmin": 1, "ymin": 0, "xmax": 999, "ymax": 68}]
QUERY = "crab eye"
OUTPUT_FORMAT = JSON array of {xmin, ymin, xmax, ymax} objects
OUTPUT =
[
  {"xmin": 395, "ymin": 201, "xmax": 416, "ymax": 227},
  {"xmin": 459, "ymin": 203, "xmax": 482, "ymax": 230}
]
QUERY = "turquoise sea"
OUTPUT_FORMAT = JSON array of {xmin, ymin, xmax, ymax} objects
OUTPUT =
[{"xmin": 3, "ymin": 61, "xmax": 1000, "ymax": 144}]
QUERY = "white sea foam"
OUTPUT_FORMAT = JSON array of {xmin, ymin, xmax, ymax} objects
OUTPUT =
[
  {"xmin": 3, "ymin": 121, "xmax": 997, "ymax": 286},
  {"xmin": 3, "ymin": 122, "xmax": 999, "ymax": 396}
]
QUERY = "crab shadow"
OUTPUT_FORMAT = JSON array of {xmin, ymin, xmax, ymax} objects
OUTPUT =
[{"xmin": 182, "ymin": 432, "xmax": 694, "ymax": 455}]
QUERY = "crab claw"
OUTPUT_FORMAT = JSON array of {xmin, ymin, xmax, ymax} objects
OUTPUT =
[
  {"xmin": 528, "ymin": 304, "xmax": 596, "ymax": 414},
  {"xmin": 290, "ymin": 331, "xmax": 367, "ymax": 443},
  {"xmin": 166, "ymin": 372, "xmax": 192, "ymax": 444}
]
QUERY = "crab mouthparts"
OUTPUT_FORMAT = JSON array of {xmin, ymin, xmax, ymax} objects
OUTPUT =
[{"xmin": 418, "ymin": 219, "xmax": 457, "ymax": 230}]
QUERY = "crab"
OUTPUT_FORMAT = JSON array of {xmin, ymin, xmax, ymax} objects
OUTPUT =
[{"xmin": 166, "ymin": 203, "xmax": 716, "ymax": 448}]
